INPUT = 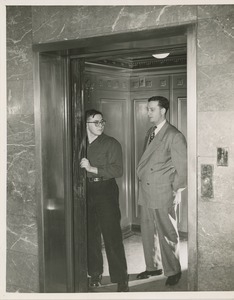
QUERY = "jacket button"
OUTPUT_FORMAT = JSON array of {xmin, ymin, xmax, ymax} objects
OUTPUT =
[
  {"xmin": 147, "ymin": 183, "xmax": 150, "ymax": 185},
  {"xmin": 151, "ymin": 168, "xmax": 153, "ymax": 171}
]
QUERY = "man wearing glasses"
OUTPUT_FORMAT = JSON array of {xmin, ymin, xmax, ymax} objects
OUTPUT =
[{"xmin": 80, "ymin": 109, "xmax": 129, "ymax": 292}]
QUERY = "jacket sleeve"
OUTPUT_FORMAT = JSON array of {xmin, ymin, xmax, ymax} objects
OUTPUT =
[
  {"xmin": 98, "ymin": 139, "xmax": 123, "ymax": 179},
  {"xmin": 171, "ymin": 132, "xmax": 187, "ymax": 191}
]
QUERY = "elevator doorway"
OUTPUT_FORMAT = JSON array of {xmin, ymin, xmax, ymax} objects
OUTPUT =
[{"xmin": 33, "ymin": 24, "xmax": 197, "ymax": 293}]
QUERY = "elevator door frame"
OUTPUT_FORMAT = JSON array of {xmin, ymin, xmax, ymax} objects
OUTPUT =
[{"xmin": 33, "ymin": 24, "xmax": 197, "ymax": 292}]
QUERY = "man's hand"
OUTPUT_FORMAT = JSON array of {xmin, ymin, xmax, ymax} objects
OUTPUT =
[
  {"xmin": 173, "ymin": 188, "xmax": 185, "ymax": 205},
  {"xmin": 80, "ymin": 158, "xmax": 98, "ymax": 174},
  {"xmin": 80, "ymin": 158, "xmax": 91, "ymax": 172}
]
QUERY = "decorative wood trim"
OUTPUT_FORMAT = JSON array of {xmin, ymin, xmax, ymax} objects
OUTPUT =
[{"xmin": 91, "ymin": 55, "xmax": 186, "ymax": 70}]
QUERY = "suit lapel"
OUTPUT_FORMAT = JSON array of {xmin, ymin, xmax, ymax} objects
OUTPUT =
[{"xmin": 137, "ymin": 122, "xmax": 169, "ymax": 169}]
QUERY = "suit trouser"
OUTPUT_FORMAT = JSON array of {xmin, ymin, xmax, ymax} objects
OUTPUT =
[
  {"xmin": 87, "ymin": 178, "xmax": 128, "ymax": 283},
  {"xmin": 140, "ymin": 204, "xmax": 181, "ymax": 277}
]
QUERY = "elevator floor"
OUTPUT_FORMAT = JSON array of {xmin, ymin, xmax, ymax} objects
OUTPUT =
[{"xmin": 89, "ymin": 233, "xmax": 188, "ymax": 293}]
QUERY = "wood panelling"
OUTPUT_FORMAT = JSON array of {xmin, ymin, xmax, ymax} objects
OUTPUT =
[
  {"xmin": 130, "ymin": 75, "xmax": 170, "ymax": 91},
  {"xmin": 173, "ymin": 73, "xmax": 187, "ymax": 89}
]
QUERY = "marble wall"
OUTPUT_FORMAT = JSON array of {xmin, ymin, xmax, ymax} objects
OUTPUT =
[
  {"xmin": 197, "ymin": 5, "xmax": 234, "ymax": 290},
  {"xmin": 6, "ymin": 4, "xmax": 234, "ymax": 292},
  {"xmin": 31, "ymin": 5, "xmax": 197, "ymax": 43},
  {"xmin": 6, "ymin": 6, "xmax": 39, "ymax": 292}
]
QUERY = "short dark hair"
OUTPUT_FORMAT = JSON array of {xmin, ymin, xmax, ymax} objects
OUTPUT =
[
  {"xmin": 85, "ymin": 109, "xmax": 103, "ymax": 121},
  {"xmin": 148, "ymin": 96, "xmax": 169, "ymax": 114}
]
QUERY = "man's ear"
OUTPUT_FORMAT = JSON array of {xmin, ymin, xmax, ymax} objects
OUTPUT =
[{"xmin": 161, "ymin": 107, "xmax": 166, "ymax": 115}]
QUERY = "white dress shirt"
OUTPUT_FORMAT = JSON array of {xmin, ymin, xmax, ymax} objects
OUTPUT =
[{"xmin": 154, "ymin": 119, "xmax": 166, "ymax": 136}]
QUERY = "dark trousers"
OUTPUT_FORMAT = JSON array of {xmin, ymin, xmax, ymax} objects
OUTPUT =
[{"xmin": 87, "ymin": 178, "xmax": 128, "ymax": 283}]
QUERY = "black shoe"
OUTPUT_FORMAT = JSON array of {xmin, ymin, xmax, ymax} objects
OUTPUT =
[
  {"xmin": 90, "ymin": 274, "xmax": 102, "ymax": 287},
  {"xmin": 136, "ymin": 269, "xmax": 163, "ymax": 279},
  {"xmin": 165, "ymin": 272, "xmax": 182, "ymax": 286},
  {"xmin": 117, "ymin": 276, "xmax": 129, "ymax": 292}
]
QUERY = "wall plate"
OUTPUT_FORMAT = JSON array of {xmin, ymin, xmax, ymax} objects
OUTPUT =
[{"xmin": 201, "ymin": 164, "xmax": 214, "ymax": 198}]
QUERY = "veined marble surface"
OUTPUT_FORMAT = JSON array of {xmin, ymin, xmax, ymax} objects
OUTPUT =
[
  {"xmin": 6, "ymin": 250, "xmax": 39, "ymax": 292},
  {"xmin": 7, "ymin": 6, "xmax": 33, "ymax": 81},
  {"xmin": 31, "ymin": 5, "xmax": 197, "ymax": 44},
  {"xmin": 7, "ymin": 6, "xmax": 37, "ymax": 293}
]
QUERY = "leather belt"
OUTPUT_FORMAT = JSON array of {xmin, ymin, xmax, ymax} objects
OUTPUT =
[{"xmin": 87, "ymin": 177, "xmax": 104, "ymax": 182}]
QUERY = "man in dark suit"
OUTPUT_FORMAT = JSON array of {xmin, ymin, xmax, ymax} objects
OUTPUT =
[{"xmin": 136, "ymin": 96, "xmax": 187, "ymax": 286}]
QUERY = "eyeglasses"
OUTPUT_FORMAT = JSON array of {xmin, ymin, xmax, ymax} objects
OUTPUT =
[{"xmin": 86, "ymin": 120, "xmax": 106, "ymax": 127}]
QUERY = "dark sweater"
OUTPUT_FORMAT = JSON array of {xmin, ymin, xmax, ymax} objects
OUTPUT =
[{"xmin": 87, "ymin": 133, "xmax": 123, "ymax": 179}]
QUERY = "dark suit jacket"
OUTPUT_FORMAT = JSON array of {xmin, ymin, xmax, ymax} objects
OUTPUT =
[{"xmin": 137, "ymin": 121, "xmax": 187, "ymax": 209}]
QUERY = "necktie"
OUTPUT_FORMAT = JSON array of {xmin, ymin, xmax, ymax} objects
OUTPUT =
[{"xmin": 148, "ymin": 126, "xmax": 157, "ymax": 144}]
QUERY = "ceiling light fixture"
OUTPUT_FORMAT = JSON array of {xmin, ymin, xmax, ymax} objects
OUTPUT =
[{"xmin": 152, "ymin": 53, "xmax": 170, "ymax": 59}]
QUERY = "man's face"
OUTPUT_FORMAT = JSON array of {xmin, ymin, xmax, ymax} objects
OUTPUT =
[
  {"xmin": 86, "ymin": 114, "xmax": 105, "ymax": 137},
  {"xmin": 147, "ymin": 100, "xmax": 165, "ymax": 125}
]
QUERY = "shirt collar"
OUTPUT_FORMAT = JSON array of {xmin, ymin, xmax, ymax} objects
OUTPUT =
[{"xmin": 155, "ymin": 119, "xmax": 166, "ymax": 132}]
